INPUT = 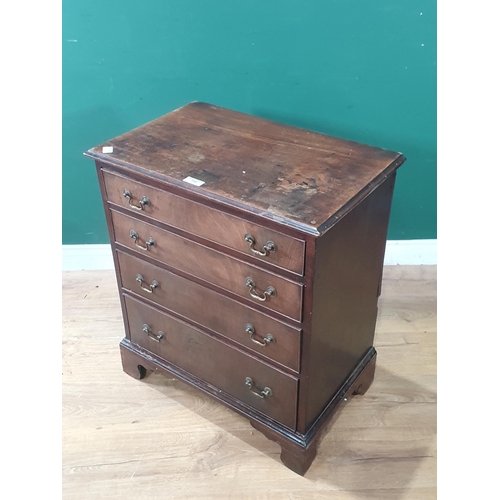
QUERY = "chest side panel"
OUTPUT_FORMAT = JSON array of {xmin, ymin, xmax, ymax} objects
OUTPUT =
[{"xmin": 303, "ymin": 173, "xmax": 396, "ymax": 431}]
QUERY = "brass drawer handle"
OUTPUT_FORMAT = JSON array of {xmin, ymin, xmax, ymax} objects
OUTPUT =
[
  {"xmin": 143, "ymin": 324, "xmax": 164, "ymax": 342},
  {"xmin": 130, "ymin": 230, "xmax": 156, "ymax": 251},
  {"xmin": 245, "ymin": 377, "xmax": 273, "ymax": 399},
  {"xmin": 245, "ymin": 324, "xmax": 275, "ymax": 347},
  {"xmin": 244, "ymin": 234, "xmax": 276, "ymax": 256},
  {"xmin": 245, "ymin": 277, "xmax": 276, "ymax": 302},
  {"xmin": 123, "ymin": 189, "xmax": 150, "ymax": 211},
  {"xmin": 136, "ymin": 274, "xmax": 159, "ymax": 293}
]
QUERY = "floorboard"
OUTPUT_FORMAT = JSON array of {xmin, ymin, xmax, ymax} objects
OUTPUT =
[{"xmin": 62, "ymin": 265, "xmax": 436, "ymax": 499}]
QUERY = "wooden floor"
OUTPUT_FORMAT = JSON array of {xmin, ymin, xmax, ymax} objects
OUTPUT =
[{"xmin": 62, "ymin": 266, "xmax": 436, "ymax": 500}]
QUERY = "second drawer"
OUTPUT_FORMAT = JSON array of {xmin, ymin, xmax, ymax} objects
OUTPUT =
[{"xmin": 117, "ymin": 250, "xmax": 301, "ymax": 372}]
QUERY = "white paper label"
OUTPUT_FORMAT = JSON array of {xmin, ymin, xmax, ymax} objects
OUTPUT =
[
  {"xmin": 183, "ymin": 176, "xmax": 205, "ymax": 187},
  {"xmin": 102, "ymin": 146, "xmax": 113, "ymax": 153}
]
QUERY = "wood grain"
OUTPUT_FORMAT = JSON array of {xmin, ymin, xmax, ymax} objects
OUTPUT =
[
  {"xmin": 123, "ymin": 294, "xmax": 298, "ymax": 429},
  {"xmin": 85, "ymin": 102, "xmax": 405, "ymax": 234},
  {"xmin": 113, "ymin": 217, "xmax": 304, "ymax": 321},
  {"xmin": 62, "ymin": 265, "xmax": 436, "ymax": 499},
  {"xmin": 117, "ymin": 250, "xmax": 301, "ymax": 372},
  {"xmin": 102, "ymin": 168, "xmax": 305, "ymax": 275},
  {"xmin": 304, "ymin": 173, "xmax": 395, "ymax": 431}
]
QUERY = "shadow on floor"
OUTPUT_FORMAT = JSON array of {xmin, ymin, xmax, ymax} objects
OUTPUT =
[{"xmin": 138, "ymin": 362, "xmax": 436, "ymax": 498}]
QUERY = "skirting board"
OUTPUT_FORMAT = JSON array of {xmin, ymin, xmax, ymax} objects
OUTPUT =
[{"xmin": 62, "ymin": 240, "xmax": 437, "ymax": 271}]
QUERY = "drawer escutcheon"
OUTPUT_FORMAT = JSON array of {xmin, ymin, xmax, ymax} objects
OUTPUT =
[
  {"xmin": 245, "ymin": 277, "xmax": 276, "ymax": 302},
  {"xmin": 143, "ymin": 324, "xmax": 164, "ymax": 342},
  {"xmin": 245, "ymin": 323, "xmax": 275, "ymax": 347},
  {"xmin": 136, "ymin": 274, "xmax": 159, "ymax": 293},
  {"xmin": 244, "ymin": 233, "xmax": 277, "ymax": 257},
  {"xmin": 123, "ymin": 189, "xmax": 150, "ymax": 211},
  {"xmin": 245, "ymin": 377, "xmax": 273, "ymax": 399},
  {"xmin": 130, "ymin": 230, "xmax": 156, "ymax": 251}
]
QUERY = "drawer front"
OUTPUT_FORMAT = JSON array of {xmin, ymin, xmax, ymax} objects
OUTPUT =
[
  {"xmin": 102, "ymin": 169, "xmax": 305, "ymax": 275},
  {"xmin": 117, "ymin": 251, "xmax": 301, "ymax": 372},
  {"xmin": 124, "ymin": 294, "xmax": 298, "ymax": 429},
  {"xmin": 112, "ymin": 210, "xmax": 303, "ymax": 321}
]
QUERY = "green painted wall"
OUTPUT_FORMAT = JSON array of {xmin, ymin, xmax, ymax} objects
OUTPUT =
[{"xmin": 63, "ymin": 0, "xmax": 436, "ymax": 244}]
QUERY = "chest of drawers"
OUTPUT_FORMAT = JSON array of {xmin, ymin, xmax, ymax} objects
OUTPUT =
[{"xmin": 85, "ymin": 102, "xmax": 405, "ymax": 475}]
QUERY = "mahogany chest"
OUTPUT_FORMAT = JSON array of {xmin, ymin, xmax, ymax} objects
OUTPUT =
[{"xmin": 85, "ymin": 102, "xmax": 405, "ymax": 475}]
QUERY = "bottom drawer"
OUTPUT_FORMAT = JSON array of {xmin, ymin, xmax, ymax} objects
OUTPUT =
[{"xmin": 123, "ymin": 294, "xmax": 298, "ymax": 429}]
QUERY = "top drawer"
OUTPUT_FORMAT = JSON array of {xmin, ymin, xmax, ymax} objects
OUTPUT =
[{"xmin": 101, "ymin": 169, "xmax": 305, "ymax": 276}]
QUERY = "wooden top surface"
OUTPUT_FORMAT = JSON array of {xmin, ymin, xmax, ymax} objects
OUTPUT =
[{"xmin": 86, "ymin": 102, "xmax": 405, "ymax": 235}]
